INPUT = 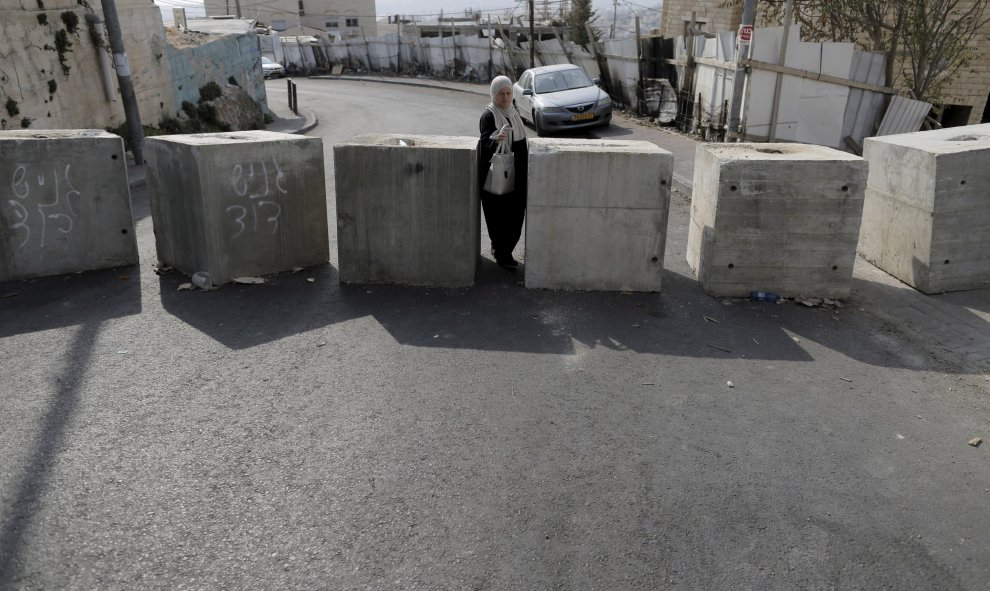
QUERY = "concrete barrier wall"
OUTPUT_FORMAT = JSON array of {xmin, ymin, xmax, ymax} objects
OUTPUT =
[
  {"xmin": 525, "ymin": 138, "xmax": 673, "ymax": 292},
  {"xmin": 0, "ymin": 130, "xmax": 138, "ymax": 281},
  {"xmin": 687, "ymin": 143, "xmax": 867, "ymax": 298},
  {"xmin": 860, "ymin": 124, "xmax": 990, "ymax": 293},
  {"xmin": 333, "ymin": 134, "xmax": 479, "ymax": 287},
  {"xmin": 145, "ymin": 131, "xmax": 328, "ymax": 284}
]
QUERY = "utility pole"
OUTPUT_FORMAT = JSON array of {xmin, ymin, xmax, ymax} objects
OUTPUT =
[
  {"xmin": 99, "ymin": 0, "xmax": 144, "ymax": 164},
  {"xmin": 727, "ymin": 0, "xmax": 756, "ymax": 140},
  {"xmin": 529, "ymin": 0, "xmax": 535, "ymax": 67},
  {"xmin": 768, "ymin": 0, "xmax": 794, "ymax": 141},
  {"xmin": 395, "ymin": 14, "xmax": 401, "ymax": 74},
  {"xmin": 611, "ymin": 0, "xmax": 618, "ymax": 39},
  {"xmin": 234, "ymin": 0, "xmax": 241, "ymax": 18}
]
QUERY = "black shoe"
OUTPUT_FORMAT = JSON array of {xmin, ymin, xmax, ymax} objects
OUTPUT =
[{"xmin": 495, "ymin": 256, "xmax": 518, "ymax": 269}]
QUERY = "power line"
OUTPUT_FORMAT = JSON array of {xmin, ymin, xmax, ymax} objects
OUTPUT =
[{"xmin": 622, "ymin": 0, "xmax": 662, "ymax": 13}]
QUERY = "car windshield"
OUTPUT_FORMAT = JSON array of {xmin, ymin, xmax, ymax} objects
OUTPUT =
[
  {"xmin": 534, "ymin": 69, "xmax": 593, "ymax": 94},
  {"xmin": 262, "ymin": 57, "xmax": 275, "ymax": 65}
]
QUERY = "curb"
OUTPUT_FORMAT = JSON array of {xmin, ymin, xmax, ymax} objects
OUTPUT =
[
  {"xmin": 309, "ymin": 75, "xmax": 489, "ymax": 97},
  {"xmin": 291, "ymin": 107, "xmax": 320, "ymax": 135}
]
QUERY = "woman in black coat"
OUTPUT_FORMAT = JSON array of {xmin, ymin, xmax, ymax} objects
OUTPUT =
[{"xmin": 478, "ymin": 75, "xmax": 528, "ymax": 268}]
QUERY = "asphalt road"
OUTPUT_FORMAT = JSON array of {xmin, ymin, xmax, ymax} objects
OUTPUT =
[{"xmin": 1, "ymin": 78, "xmax": 989, "ymax": 590}]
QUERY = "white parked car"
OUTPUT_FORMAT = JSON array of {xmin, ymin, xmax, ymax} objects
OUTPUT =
[
  {"xmin": 512, "ymin": 63, "xmax": 612, "ymax": 136},
  {"xmin": 262, "ymin": 56, "xmax": 285, "ymax": 79}
]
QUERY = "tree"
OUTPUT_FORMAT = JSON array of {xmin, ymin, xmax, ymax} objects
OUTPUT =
[
  {"xmin": 569, "ymin": 0, "xmax": 599, "ymax": 46},
  {"xmin": 748, "ymin": 0, "xmax": 990, "ymax": 105},
  {"xmin": 901, "ymin": 0, "xmax": 989, "ymax": 102}
]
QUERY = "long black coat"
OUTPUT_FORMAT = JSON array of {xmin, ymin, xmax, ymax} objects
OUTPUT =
[{"xmin": 477, "ymin": 108, "xmax": 528, "ymax": 260}]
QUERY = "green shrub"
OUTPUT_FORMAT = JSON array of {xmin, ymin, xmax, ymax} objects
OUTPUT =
[
  {"xmin": 181, "ymin": 100, "xmax": 197, "ymax": 119},
  {"xmin": 198, "ymin": 81, "xmax": 222, "ymax": 102},
  {"xmin": 196, "ymin": 102, "xmax": 217, "ymax": 124}
]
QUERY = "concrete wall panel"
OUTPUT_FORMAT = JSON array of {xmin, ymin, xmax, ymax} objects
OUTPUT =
[
  {"xmin": 0, "ymin": 130, "xmax": 138, "ymax": 281},
  {"xmin": 333, "ymin": 134, "xmax": 479, "ymax": 287},
  {"xmin": 688, "ymin": 142, "xmax": 867, "ymax": 298},
  {"xmin": 145, "ymin": 131, "xmax": 328, "ymax": 284},
  {"xmin": 525, "ymin": 138, "xmax": 672, "ymax": 292}
]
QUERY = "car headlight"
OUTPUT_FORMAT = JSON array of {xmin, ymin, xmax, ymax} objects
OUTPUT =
[
  {"xmin": 596, "ymin": 96, "xmax": 612, "ymax": 108},
  {"xmin": 540, "ymin": 106, "xmax": 565, "ymax": 113}
]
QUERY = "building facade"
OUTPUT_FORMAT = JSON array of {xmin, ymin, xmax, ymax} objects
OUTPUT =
[
  {"xmin": 206, "ymin": 0, "xmax": 377, "ymax": 39},
  {"xmin": 658, "ymin": 0, "xmax": 990, "ymax": 125}
]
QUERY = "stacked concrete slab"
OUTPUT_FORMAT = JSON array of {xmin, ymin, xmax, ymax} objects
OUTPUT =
[
  {"xmin": 525, "ymin": 138, "xmax": 672, "ymax": 292},
  {"xmin": 0, "ymin": 130, "xmax": 138, "ymax": 282},
  {"xmin": 860, "ymin": 124, "xmax": 990, "ymax": 293},
  {"xmin": 333, "ymin": 134, "xmax": 478, "ymax": 287},
  {"xmin": 687, "ymin": 143, "xmax": 867, "ymax": 298},
  {"xmin": 145, "ymin": 131, "xmax": 328, "ymax": 285}
]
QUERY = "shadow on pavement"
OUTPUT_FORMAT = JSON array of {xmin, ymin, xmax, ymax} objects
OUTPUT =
[
  {"xmin": 151, "ymin": 255, "xmax": 980, "ymax": 371},
  {"xmin": 848, "ymin": 273, "xmax": 990, "ymax": 372},
  {"xmin": 0, "ymin": 267, "xmax": 142, "ymax": 338},
  {"xmin": 0, "ymin": 320, "xmax": 99, "ymax": 586},
  {"xmin": 157, "ymin": 262, "xmax": 354, "ymax": 350}
]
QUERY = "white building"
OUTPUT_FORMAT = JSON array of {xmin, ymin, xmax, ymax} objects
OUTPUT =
[{"xmin": 206, "ymin": 0, "xmax": 377, "ymax": 39}]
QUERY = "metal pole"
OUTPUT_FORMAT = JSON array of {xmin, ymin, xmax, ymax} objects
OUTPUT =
[
  {"xmin": 727, "ymin": 0, "xmax": 756, "ymax": 140},
  {"xmin": 529, "ymin": 0, "xmax": 535, "ymax": 68},
  {"xmin": 611, "ymin": 0, "xmax": 618, "ymax": 40},
  {"xmin": 396, "ymin": 15, "xmax": 401, "ymax": 74},
  {"xmin": 635, "ymin": 15, "xmax": 644, "ymax": 116},
  {"xmin": 768, "ymin": 0, "xmax": 793, "ymax": 142},
  {"xmin": 234, "ymin": 0, "xmax": 241, "ymax": 18},
  {"xmin": 99, "ymin": 0, "xmax": 144, "ymax": 164}
]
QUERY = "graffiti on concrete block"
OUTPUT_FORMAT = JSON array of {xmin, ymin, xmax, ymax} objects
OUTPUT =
[
  {"xmin": 5, "ymin": 163, "xmax": 82, "ymax": 254},
  {"xmin": 225, "ymin": 157, "xmax": 287, "ymax": 238}
]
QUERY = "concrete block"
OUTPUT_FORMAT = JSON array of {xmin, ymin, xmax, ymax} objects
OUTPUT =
[
  {"xmin": 861, "ymin": 124, "xmax": 990, "ymax": 293},
  {"xmin": 0, "ymin": 130, "xmax": 138, "ymax": 282},
  {"xmin": 525, "ymin": 138, "xmax": 672, "ymax": 292},
  {"xmin": 145, "ymin": 131, "xmax": 328, "ymax": 284},
  {"xmin": 333, "ymin": 134, "xmax": 479, "ymax": 287},
  {"xmin": 687, "ymin": 143, "xmax": 867, "ymax": 298}
]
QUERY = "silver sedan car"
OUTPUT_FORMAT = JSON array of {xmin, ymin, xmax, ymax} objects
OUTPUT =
[{"xmin": 512, "ymin": 64, "xmax": 612, "ymax": 136}]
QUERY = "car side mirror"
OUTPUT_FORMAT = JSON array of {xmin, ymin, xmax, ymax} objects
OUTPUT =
[
  {"xmin": 522, "ymin": 89, "xmax": 533, "ymax": 96},
  {"xmin": 593, "ymin": 77, "xmax": 601, "ymax": 86}
]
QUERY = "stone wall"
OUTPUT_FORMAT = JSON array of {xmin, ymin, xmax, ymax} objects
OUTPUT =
[
  {"xmin": 932, "ymin": 0, "xmax": 990, "ymax": 123},
  {"xmin": 659, "ymin": 0, "xmax": 742, "ymax": 39},
  {"xmin": 0, "ymin": 1, "xmax": 268, "ymax": 135},
  {"xmin": 0, "ymin": 0, "xmax": 177, "ymax": 131},
  {"xmin": 166, "ymin": 28, "xmax": 268, "ymax": 113}
]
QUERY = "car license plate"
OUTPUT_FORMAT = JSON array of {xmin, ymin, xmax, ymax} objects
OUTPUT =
[{"xmin": 572, "ymin": 112, "xmax": 594, "ymax": 121}]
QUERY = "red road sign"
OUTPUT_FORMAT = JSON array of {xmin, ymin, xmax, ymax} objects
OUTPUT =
[{"xmin": 738, "ymin": 24, "xmax": 753, "ymax": 43}]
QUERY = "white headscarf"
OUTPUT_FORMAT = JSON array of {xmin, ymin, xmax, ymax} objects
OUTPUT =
[{"xmin": 488, "ymin": 76, "xmax": 526, "ymax": 143}]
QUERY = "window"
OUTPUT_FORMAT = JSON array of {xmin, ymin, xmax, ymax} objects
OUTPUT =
[
  {"xmin": 297, "ymin": 0, "xmax": 304, "ymax": 16},
  {"xmin": 940, "ymin": 104, "xmax": 973, "ymax": 127},
  {"xmin": 325, "ymin": 19, "xmax": 338, "ymax": 29},
  {"xmin": 346, "ymin": 17, "xmax": 358, "ymax": 27}
]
